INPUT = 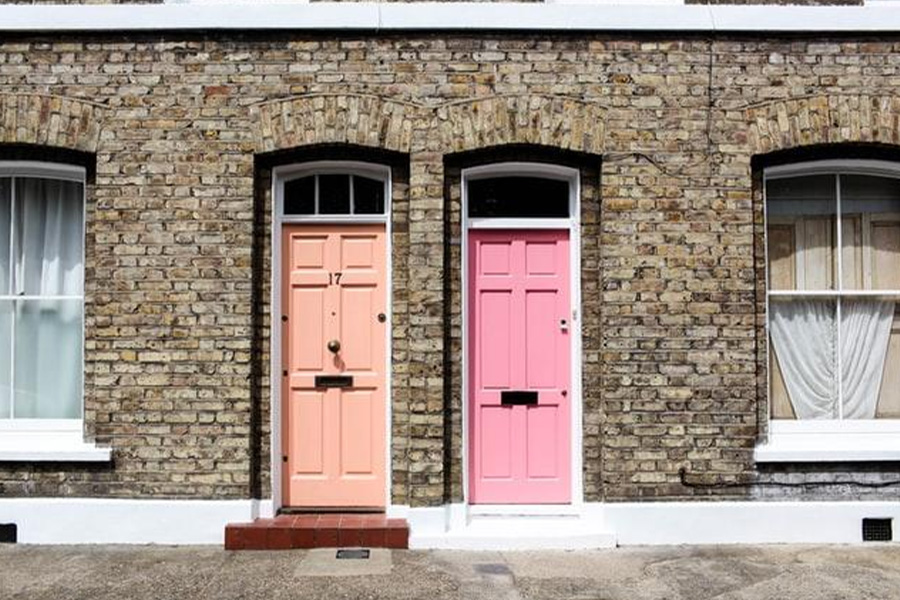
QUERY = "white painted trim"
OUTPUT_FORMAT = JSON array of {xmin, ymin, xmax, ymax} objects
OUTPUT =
[
  {"xmin": 460, "ymin": 162, "xmax": 583, "ymax": 511},
  {"xmin": 0, "ymin": 162, "xmax": 85, "ymax": 182},
  {"xmin": 0, "ymin": 498, "xmax": 259, "ymax": 544},
  {"xmin": 468, "ymin": 218, "xmax": 572, "ymax": 230},
  {"xmin": 1, "ymin": 163, "xmax": 88, "ymax": 447},
  {"xmin": 756, "ymin": 420, "xmax": 900, "ymax": 462},
  {"xmin": 270, "ymin": 161, "xmax": 393, "ymax": 513},
  {"xmin": 761, "ymin": 159, "xmax": 900, "ymax": 455},
  {"xmin": 0, "ymin": 420, "xmax": 111, "ymax": 461},
  {"xmin": 766, "ymin": 159, "xmax": 900, "ymax": 181},
  {"xmin": 400, "ymin": 501, "xmax": 900, "ymax": 549},
  {"xmin": 2, "ymin": 4, "xmax": 900, "ymax": 33}
]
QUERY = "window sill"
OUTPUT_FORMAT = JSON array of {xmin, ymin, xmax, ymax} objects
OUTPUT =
[
  {"xmin": 0, "ymin": 445, "xmax": 111, "ymax": 462},
  {"xmin": 0, "ymin": 420, "xmax": 112, "ymax": 463},
  {"xmin": 755, "ymin": 420, "xmax": 900, "ymax": 463}
]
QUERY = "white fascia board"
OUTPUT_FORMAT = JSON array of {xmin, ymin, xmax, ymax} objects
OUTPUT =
[
  {"xmin": 378, "ymin": 3, "xmax": 712, "ymax": 32},
  {"xmin": 709, "ymin": 5, "xmax": 900, "ymax": 32},
  {"xmin": 0, "ymin": 4, "xmax": 899, "ymax": 34}
]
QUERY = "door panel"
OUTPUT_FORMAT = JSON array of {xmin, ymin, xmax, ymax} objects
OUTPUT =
[
  {"xmin": 282, "ymin": 224, "xmax": 386, "ymax": 508},
  {"xmin": 469, "ymin": 229, "xmax": 571, "ymax": 504}
]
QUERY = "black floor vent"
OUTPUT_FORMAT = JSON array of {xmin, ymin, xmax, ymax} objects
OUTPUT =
[
  {"xmin": 336, "ymin": 549, "xmax": 370, "ymax": 559},
  {"xmin": 0, "ymin": 523, "xmax": 16, "ymax": 543},
  {"xmin": 862, "ymin": 518, "xmax": 893, "ymax": 542}
]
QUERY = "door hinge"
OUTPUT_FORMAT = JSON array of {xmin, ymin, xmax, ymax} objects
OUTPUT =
[
  {"xmin": 282, "ymin": 455, "xmax": 288, "ymax": 463},
  {"xmin": 282, "ymin": 369, "xmax": 288, "ymax": 377},
  {"xmin": 281, "ymin": 315, "xmax": 288, "ymax": 322}
]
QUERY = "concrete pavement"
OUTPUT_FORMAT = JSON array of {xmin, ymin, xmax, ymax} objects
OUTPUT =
[{"xmin": 2, "ymin": 544, "xmax": 899, "ymax": 599}]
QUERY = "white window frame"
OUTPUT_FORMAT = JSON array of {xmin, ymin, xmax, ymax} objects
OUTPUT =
[
  {"xmin": 0, "ymin": 161, "xmax": 109, "ymax": 462},
  {"xmin": 756, "ymin": 159, "xmax": 900, "ymax": 462},
  {"xmin": 276, "ymin": 162, "xmax": 389, "ymax": 225}
]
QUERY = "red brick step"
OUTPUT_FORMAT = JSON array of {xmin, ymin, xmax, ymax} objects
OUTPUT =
[{"xmin": 225, "ymin": 513, "xmax": 409, "ymax": 551}]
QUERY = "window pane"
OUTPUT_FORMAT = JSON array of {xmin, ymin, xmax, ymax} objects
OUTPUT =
[
  {"xmin": 0, "ymin": 179, "xmax": 9, "ymax": 295},
  {"xmin": 13, "ymin": 299, "xmax": 82, "ymax": 419},
  {"xmin": 0, "ymin": 300, "xmax": 10, "ymax": 418},
  {"xmin": 769, "ymin": 299, "xmax": 837, "ymax": 419},
  {"xmin": 841, "ymin": 299, "xmax": 897, "ymax": 420},
  {"xmin": 468, "ymin": 177, "xmax": 570, "ymax": 218},
  {"xmin": 840, "ymin": 174, "xmax": 900, "ymax": 291},
  {"xmin": 13, "ymin": 178, "xmax": 83, "ymax": 296},
  {"xmin": 766, "ymin": 175, "xmax": 836, "ymax": 291},
  {"xmin": 876, "ymin": 303, "xmax": 900, "ymax": 419},
  {"xmin": 284, "ymin": 176, "xmax": 315, "ymax": 215},
  {"xmin": 318, "ymin": 174, "xmax": 351, "ymax": 215},
  {"xmin": 353, "ymin": 175, "xmax": 385, "ymax": 215}
]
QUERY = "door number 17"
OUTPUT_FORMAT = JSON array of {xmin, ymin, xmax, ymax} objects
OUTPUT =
[{"xmin": 328, "ymin": 272, "xmax": 343, "ymax": 286}]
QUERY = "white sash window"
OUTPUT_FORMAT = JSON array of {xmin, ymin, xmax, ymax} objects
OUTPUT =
[
  {"xmin": 0, "ymin": 162, "xmax": 107, "ymax": 461},
  {"xmin": 759, "ymin": 160, "xmax": 900, "ymax": 462}
]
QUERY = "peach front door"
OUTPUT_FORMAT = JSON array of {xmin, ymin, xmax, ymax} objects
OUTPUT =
[{"xmin": 282, "ymin": 224, "xmax": 387, "ymax": 508}]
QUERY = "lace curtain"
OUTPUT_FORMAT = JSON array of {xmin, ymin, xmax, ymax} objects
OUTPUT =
[{"xmin": 770, "ymin": 299, "xmax": 894, "ymax": 420}]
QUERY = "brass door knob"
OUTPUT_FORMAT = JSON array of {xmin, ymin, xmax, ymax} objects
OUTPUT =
[{"xmin": 327, "ymin": 339, "xmax": 341, "ymax": 353}]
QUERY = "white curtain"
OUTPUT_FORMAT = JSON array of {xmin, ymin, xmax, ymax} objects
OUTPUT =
[
  {"xmin": 771, "ymin": 299, "xmax": 893, "ymax": 420},
  {"xmin": 841, "ymin": 300, "xmax": 894, "ymax": 419},
  {"xmin": 770, "ymin": 300, "xmax": 838, "ymax": 419},
  {"xmin": 11, "ymin": 177, "xmax": 83, "ymax": 419}
]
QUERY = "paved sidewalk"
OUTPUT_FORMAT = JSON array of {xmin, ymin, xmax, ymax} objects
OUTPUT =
[{"xmin": 2, "ymin": 544, "xmax": 899, "ymax": 600}]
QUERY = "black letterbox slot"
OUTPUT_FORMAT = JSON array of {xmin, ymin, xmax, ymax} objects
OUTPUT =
[
  {"xmin": 500, "ymin": 391, "xmax": 538, "ymax": 406},
  {"xmin": 315, "ymin": 375, "xmax": 353, "ymax": 388}
]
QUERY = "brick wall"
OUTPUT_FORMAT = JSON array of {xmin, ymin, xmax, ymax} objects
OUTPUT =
[{"xmin": 1, "ymin": 34, "xmax": 900, "ymax": 503}]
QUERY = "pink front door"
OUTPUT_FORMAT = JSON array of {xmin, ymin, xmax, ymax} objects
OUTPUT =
[
  {"xmin": 282, "ymin": 224, "xmax": 387, "ymax": 508},
  {"xmin": 469, "ymin": 229, "xmax": 571, "ymax": 504}
]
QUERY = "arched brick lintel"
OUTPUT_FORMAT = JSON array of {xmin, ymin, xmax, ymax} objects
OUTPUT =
[
  {"xmin": 0, "ymin": 93, "xmax": 105, "ymax": 154},
  {"xmin": 252, "ymin": 94, "xmax": 423, "ymax": 155},
  {"xmin": 746, "ymin": 95, "xmax": 900, "ymax": 156},
  {"xmin": 437, "ymin": 95, "xmax": 606, "ymax": 155}
]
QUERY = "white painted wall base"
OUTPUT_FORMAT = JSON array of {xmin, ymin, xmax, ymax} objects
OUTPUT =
[
  {"xmin": 2, "ymin": 498, "xmax": 897, "ymax": 546},
  {"xmin": 401, "ymin": 501, "xmax": 900, "ymax": 549},
  {"xmin": 0, "ymin": 498, "xmax": 269, "ymax": 544},
  {"xmin": 606, "ymin": 501, "xmax": 900, "ymax": 546}
]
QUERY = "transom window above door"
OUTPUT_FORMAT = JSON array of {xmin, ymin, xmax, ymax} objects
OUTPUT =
[
  {"xmin": 283, "ymin": 173, "xmax": 386, "ymax": 216},
  {"xmin": 765, "ymin": 162, "xmax": 900, "ymax": 423},
  {"xmin": 467, "ymin": 176, "xmax": 570, "ymax": 219}
]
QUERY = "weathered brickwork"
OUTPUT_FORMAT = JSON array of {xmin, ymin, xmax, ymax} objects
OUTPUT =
[
  {"xmin": 0, "ymin": 93, "xmax": 104, "ymax": 152},
  {"xmin": 1, "ymin": 34, "xmax": 900, "ymax": 504}
]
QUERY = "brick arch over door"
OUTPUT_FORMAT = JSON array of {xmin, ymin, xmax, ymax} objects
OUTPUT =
[
  {"xmin": 0, "ymin": 93, "xmax": 106, "ymax": 153},
  {"xmin": 436, "ymin": 95, "xmax": 607, "ymax": 155},
  {"xmin": 746, "ymin": 95, "xmax": 900, "ymax": 155},
  {"xmin": 251, "ymin": 93, "xmax": 425, "ymax": 154}
]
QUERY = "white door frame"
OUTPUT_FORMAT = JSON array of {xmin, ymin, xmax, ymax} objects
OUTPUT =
[
  {"xmin": 461, "ymin": 162, "xmax": 584, "ymax": 512},
  {"xmin": 270, "ymin": 160, "xmax": 393, "ymax": 512}
]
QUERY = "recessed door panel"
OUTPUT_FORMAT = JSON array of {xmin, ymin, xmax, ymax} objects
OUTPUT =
[
  {"xmin": 282, "ymin": 224, "xmax": 386, "ymax": 508},
  {"xmin": 480, "ymin": 291, "xmax": 513, "ymax": 389},
  {"xmin": 469, "ymin": 229, "xmax": 571, "ymax": 504}
]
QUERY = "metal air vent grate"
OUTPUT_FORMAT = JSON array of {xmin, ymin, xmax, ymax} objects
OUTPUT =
[
  {"xmin": 862, "ymin": 518, "xmax": 893, "ymax": 542},
  {"xmin": 336, "ymin": 549, "xmax": 370, "ymax": 559},
  {"xmin": 0, "ymin": 523, "xmax": 16, "ymax": 543}
]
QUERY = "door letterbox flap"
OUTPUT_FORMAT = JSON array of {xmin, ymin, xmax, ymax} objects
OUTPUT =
[
  {"xmin": 315, "ymin": 375, "xmax": 353, "ymax": 388},
  {"xmin": 500, "ymin": 390, "xmax": 538, "ymax": 405}
]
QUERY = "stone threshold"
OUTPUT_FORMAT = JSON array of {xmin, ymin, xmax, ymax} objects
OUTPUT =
[{"xmin": 225, "ymin": 513, "xmax": 409, "ymax": 550}]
